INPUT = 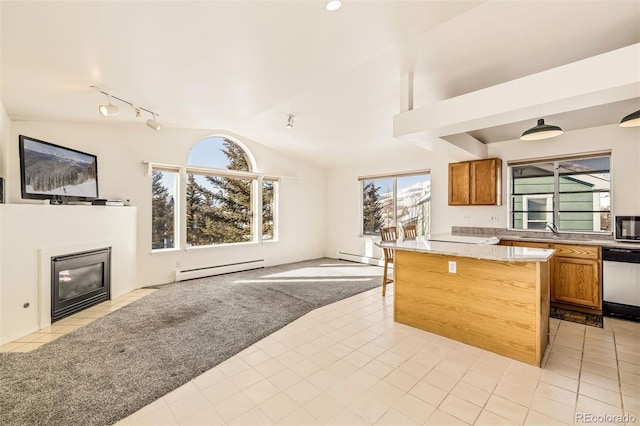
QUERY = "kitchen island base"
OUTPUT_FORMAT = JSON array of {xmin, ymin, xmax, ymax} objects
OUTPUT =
[{"xmin": 395, "ymin": 250, "xmax": 549, "ymax": 366}]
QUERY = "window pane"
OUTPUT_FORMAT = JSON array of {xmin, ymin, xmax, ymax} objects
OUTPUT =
[
  {"xmin": 262, "ymin": 179, "xmax": 277, "ymax": 240},
  {"xmin": 557, "ymin": 156, "xmax": 610, "ymax": 175},
  {"xmin": 187, "ymin": 173, "xmax": 253, "ymax": 246},
  {"xmin": 151, "ymin": 170, "xmax": 176, "ymax": 250},
  {"xmin": 397, "ymin": 174, "xmax": 431, "ymax": 236},
  {"xmin": 559, "ymin": 212, "xmax": 610, "ymax": 232},
  {"xmin": 558, "ymin": 192, "xmax": 610, "ymax": 211},
  {"xmin": 362, "ymin": 177, "xmax": 393, "ymax": 235},
  {"xmin": 559, "ymin": 173, "xmax": 610, "ymax": 193},
  {"xmin": 510, "ymin": 155, "xmax": 611, "ymax": 233},
  {"xmin": 511, "ymin": 194, "xmax": 553, "ymax": 230},
  {"xmin": 187, "ymin": 136, "xmax": 251, "ymax": 171}
]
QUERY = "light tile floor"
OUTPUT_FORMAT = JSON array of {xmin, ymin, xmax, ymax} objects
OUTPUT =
[
  {"xmin": 113, "ymin": 286, "xmax": 640, "ymax": 426},
  {"xmin": 0, "ymin": 288, "xmax": 156, "ymax": 353}
]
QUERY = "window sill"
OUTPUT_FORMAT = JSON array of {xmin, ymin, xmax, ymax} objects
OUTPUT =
[{"xmin": 150, "ymin": 248, "xmax": 182, "ymax": 255}]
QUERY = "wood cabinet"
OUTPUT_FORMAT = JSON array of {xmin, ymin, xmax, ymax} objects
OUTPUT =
[
  {"xmin": 448, "ymin": 162, "xmax": 470, "ymax": 205},
  {"xmin": 551, "ymin": 244, "xmax": 601, "ymax": 310},
  {"xmin": 448, "ymin": 158, "xmax": 501, "ymax": 206},
  {"xmin": 506, "ymin": 240, "xmax": 602, "ymax": 312}
]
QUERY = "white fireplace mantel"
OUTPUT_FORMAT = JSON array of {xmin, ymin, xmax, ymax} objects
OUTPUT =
[{"xmin": 0, "ymin": 204, "xmax": 138, "ymax": 345}]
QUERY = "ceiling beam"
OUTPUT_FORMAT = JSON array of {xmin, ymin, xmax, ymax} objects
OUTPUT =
[{"xmin": 394, "ymin": 43, "xmax": 640, "ymax": 158}]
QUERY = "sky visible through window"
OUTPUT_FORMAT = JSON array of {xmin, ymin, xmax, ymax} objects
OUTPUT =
[{"xmin": 159, "ymin": 136, "xmax": 234, "ymax": 194}]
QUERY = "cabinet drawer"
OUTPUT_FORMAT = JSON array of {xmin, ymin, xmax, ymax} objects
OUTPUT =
[
  {"xmin": 510, "ymin": 241, "xmax": 551, "ymax": 249},
  {"xmin": 553, "ymin": 244, "xmax": 600, "ymax": 259}
]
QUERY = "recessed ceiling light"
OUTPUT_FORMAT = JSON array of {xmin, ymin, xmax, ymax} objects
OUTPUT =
[{"xmin": 326, "ymin": 0, "xmax": 342, "ymax": 12}]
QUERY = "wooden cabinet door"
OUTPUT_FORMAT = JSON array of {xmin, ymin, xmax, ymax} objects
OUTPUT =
[
  {"xmin": 553, "ymin": 257, "xmax": 600, "ymax": 309},
  {"xmin": 448, "ymin": 162, "xmax": 470, "ymax": 205},
  {"xmin": 470, "ymin": 158, "xmax": 501, "ymax": 205}
]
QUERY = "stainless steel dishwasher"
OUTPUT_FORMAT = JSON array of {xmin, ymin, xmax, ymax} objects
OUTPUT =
[{"xmin": 603, "ymin": 246, "xmax": 640, "ymax": 322}]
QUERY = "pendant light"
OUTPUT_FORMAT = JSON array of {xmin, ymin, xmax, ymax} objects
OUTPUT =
[
  {"xmin": 520, "ymin": 118, "xmax": 563, "ymax": 141},
  {"xmin": 619, "ymin": 109, "xmax": 640, "ymax": 127}
]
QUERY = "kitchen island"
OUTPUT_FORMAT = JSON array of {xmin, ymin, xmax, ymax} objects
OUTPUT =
[{"xmin": 378, "ymin": 237, "xmax": 555, "ymax": 366}]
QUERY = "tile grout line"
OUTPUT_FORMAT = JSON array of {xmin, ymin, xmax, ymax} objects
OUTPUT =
[
  {"xmin": 522, "ymin": 318, "xmax": 559, "ymax": 426},
  {"xmin": 574, "ymin": 322, "xmax": 588, "ymax": 425}
]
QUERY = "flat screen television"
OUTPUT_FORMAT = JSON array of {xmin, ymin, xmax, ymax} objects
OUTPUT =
[{"xmin": 19, "ymin": 135, "xmax": 99, "ymax": 202}]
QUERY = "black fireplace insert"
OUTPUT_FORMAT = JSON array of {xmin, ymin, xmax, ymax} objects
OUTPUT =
[{"xmin": 51, "ymin": 247, "xmax": 111, "ymax": 322}]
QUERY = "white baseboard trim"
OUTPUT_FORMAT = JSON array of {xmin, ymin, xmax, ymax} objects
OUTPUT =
[
  {"xmin": 175, "ymin": 259, "xmax": 265, "ymax": 282},
  {"xmin": 336, "ymin": 251, "xmax": 388, "ymax": 268}
]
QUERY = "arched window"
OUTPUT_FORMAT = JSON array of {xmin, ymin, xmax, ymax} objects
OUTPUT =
[
  {"xmin": 187, "ymin": 136, "xmax": 253, "ymax": 171},
  {"xmin": 151, "ymin": 135, "xmax": 277, "ymax": 251}
]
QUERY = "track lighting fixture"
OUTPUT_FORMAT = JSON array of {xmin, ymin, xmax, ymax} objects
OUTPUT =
[
  {"xmin": 619, "ymin": 109, "xmax": 640, "ymax": 128},
  {"xmin": 91, "ymin": 86, "xmax": 161, "ymax": 132},
  {"xmin": 520, "ymin": 118, "xmax": 563, "ymax": 141},
  {"xmin": 98, "ymin": 94, "xmax": 119, "ymax": 117},
  {"xmin": 146, "ymin": 113, "xmax": 162, "ymax": 132},
  {"xmin": 286, "ymin": 115, "xmax": 294, "ymax": 129}
]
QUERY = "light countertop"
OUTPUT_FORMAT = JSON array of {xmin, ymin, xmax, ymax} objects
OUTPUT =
[
  {"xmin": 497, "ymin": 235, "xmax": 640, "ymax": 249},
  {"xmin": 378, "ymin": 236, "xmax": 555, "ymax": 262}
]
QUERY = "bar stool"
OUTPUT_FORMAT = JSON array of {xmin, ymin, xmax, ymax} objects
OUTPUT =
[
  {"xmin": 403, "ymin": 224, "xmax": 417, "ymax": 239},
  {"xmin": 380, "ymin": 226, "xmax": 397, "ymax": 297}
]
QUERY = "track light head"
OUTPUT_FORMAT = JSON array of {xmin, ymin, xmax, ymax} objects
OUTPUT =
[
  {"xmin": 98, "ymin": 94, "xmax": 119, "ymax": 117},
  {"xmin": 92, "ymin": 86, "xmax": 160, "ymax": 130},
  {"xmin": 286, "ymin": 115, "xmax": 294, "ymax": 129},
  {"xmin": 146, "ymin": 113, "xmax": 162, "ymax": 132}
]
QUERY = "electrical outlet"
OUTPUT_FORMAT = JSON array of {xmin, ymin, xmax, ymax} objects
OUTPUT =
[
  {"xmin": 176, "ymin": 261, "xmax": 181, "ymax": 268},
  {"xmin": 463, "ymin": 215, "xmax": 470, "ymax": 222},
  {"xmin": 448, "ymin": 261, "xmax": 457, "ymax": 273}
]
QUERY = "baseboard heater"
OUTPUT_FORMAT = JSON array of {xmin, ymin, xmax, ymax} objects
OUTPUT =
[
  {"xmin": 174, "ymin": 259, "xmax": 265, "ymax": 282},
  {"xmin": 336, "ymin": 251, "xmax": 387, "ymax": 267}
]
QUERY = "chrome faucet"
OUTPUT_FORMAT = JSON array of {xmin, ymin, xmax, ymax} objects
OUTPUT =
[{"xmin": 545, "ymin": 222, "xmax": 560, "ymax": 237}]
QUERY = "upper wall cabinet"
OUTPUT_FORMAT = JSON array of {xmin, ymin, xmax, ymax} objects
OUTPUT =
[{"xmin": 448, "ymin": 158, "xmax": 502, "ymax": 206}]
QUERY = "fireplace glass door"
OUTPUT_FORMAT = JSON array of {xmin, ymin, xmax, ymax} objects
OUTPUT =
[{"xmin": 51, "ymin": 247, "xmax": 111, "ymax": 321}]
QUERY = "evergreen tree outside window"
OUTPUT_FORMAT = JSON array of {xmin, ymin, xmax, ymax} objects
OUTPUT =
[
  {"xmin": 151, "ymin": 136, "xmax": 277, "ymax": 249},
  {"xmin": 186, "ymin": 173, "xmax": 253, "ymax": 246},
  {"xmin": 186, "ymin": 137, "xmax": 255, "ymax": 246},
  {"xmin": 360, "ymin": 172, "xmax": 431, "ymax": 236},
  {"xmin": 151, "ymin": 169, "xmax": 177, "ymax": 250},
  {"xmin": 262, "ymin": 178, "xmax": 278, "ymax": 240}
]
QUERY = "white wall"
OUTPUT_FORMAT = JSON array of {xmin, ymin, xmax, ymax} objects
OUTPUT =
[
  {"xmin": 7, "ymin": 121, "xmax": 326, "ymax": 286},
  {"xmin": 325, "ymin": 123, "xmax": 640, "ymax": 261},
  {"xmin": 0, "ymin": 103, "xmax": 9, "ymax": 185},
  {"xmin": 0, "ymin": 204, "xmax": 137, "ymax": 344}
]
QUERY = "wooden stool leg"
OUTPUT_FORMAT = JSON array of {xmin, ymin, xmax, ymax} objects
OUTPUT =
[{"xmin": 382, "ymin": 260, "xmax": 388, "ymax": 296}]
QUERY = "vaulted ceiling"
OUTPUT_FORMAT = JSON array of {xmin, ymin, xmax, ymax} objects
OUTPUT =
[{"xmin": 2, "ymin": 1, "xmax": 639, "ymax": 167}]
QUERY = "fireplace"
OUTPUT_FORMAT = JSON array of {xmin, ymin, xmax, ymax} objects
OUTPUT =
[{"xmin": 51, "ymin": 247, "xmax": 111, "ymax": 322}]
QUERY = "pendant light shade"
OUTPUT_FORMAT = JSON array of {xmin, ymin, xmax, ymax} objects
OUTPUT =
[
  {"xmin": 619, "ymin": 109, "xmax": 640, "ymax": 128},
  {"xmin": 520, "ymin": 118, "xmax": 563, "ymax": 141}
]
